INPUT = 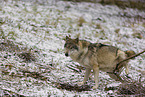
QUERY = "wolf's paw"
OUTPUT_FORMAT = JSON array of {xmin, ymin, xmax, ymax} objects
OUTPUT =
[
  {"xmin": 77, "ymin": 81, "xmax": 84, "ymax": 86},
  {"xmin": 92, "ymin": 85, "xmax": 98, "ymax": 89}
]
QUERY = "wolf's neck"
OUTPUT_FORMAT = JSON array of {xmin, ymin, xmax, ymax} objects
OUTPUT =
[{"xmin": 76, "ymin": 48, "xmax": 88, "ymax": 62}]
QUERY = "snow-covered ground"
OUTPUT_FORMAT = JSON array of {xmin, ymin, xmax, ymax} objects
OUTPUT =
[{"xmin": 0, "ymin": 0, "xmax": 145, "ymax": 96}]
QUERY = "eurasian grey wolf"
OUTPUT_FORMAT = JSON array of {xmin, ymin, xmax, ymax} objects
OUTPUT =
[{"xmin": 64, "ymin": 36, "xmax": 135, "ymax": 89}]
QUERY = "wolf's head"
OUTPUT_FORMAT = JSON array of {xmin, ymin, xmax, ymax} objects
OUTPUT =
[
  {"xmin": 64, "ymin": 36, "xmax": 90, "ymax": 61},
  {"xmin": 64, "ymin": 36, "xmax": 79, "ymax": 57}
]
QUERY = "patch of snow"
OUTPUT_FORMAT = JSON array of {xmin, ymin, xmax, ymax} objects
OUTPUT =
[{"xmin": 0, "ymin": 0, "xmax": 145, "ymax": 96}]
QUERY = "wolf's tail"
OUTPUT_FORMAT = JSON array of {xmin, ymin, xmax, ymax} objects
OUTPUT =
[{"xmin": 125, "ymin": 50, "xmax": 136, "ymax": 58}]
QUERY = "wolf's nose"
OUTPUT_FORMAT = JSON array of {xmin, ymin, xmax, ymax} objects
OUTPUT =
[{"xmin": 65, "ymin": 53, "xmax": 69, "ymax": 57}]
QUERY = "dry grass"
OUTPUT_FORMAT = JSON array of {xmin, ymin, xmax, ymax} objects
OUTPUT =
[
  {"xmin": 63, "ymin": 0, "xmax": 145, "ymax": 10},
  {"xmin": 78, "ymin": 16, "xmax": 86, "ymax": 26},
  {"xmin": 106, "ymin": 75, "xmax": 145, "ymax": 96},
  {"xmin": 0, "ymin": 39, "xmax": 37, "ymax": 62},
  {"xmin": 56, "ymin": 83, "xmax": 91, "ymax": 92},
  {"xmin": 99, "ymin": 0, "xmax": 145, "ymax": 10},
  {"xmin": 118, "ymin": 81, "xmax": 145, "ymax": 96}
]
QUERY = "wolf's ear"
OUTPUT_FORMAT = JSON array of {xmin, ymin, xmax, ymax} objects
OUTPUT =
[
  {"xmin": 65, "ymin": 35, "xmax": 70, "ymax": 41},
  {"xmin": 75, "ymin": 33, "xmax": 80, "ymax": 43},
  {"xmin": 75, "ymin": 37, "xmax": 79, "ymax": 43}
]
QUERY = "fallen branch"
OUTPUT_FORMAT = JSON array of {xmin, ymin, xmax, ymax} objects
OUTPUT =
[
  {"xmin": 0, "ymin": 87, "xmax": 25, "ymax": 97},
  {"xmin": 66, "ymin": 65, "xmax": 80, "ymax": 73}
]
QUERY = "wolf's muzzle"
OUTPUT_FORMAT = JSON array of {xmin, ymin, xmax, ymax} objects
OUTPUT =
[{"xmin": 65, "ymin": 53, "xmax": 69, "ymax": 57}]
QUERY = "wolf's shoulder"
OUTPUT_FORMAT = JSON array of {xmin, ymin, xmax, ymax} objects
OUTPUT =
[
  {"xmin": 79, "ymin": 40, "xmax": 91, "ymax": 48},
  {"xmin": 88, "ymin": 43, "xmax": 119, "ymax": 54}
]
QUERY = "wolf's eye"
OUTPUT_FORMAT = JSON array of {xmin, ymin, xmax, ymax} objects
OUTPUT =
[
  {"xmin": 64, "ymin": 43, "xmax": 67, "ymax": 47},
  {"xmin": 71, "ymin": 45, "xmax": 78, "ymax": 50},
  {"xmin": 64, "ymin": 43, "xmax": 71, "ymax": 48}
]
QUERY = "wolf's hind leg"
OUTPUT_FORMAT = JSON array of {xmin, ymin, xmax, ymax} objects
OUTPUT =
[
  {"xmin": 125, "ymin": 64, "xmax": 129, "ymax": 75},
  {"xmin": 125, "ymin": 64, "xmax": 131, "ymax": 78},
  {"xmin": 108, "ymin": 73, "xmax": 124, "ymax": 82},
  {"xmin": 78, "ymin": 68, "xmax": 91, "ymax": 85}
]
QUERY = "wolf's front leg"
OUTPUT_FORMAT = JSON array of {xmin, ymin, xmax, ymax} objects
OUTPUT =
[
  {"xmin": 92, "ymin": 65, "xmax": 99, "ymax": 89},
  {"xmin": 78, "ymin": 68, "xmax": 91, "ymax": 85}
]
